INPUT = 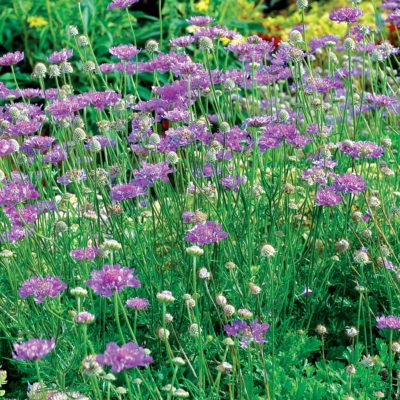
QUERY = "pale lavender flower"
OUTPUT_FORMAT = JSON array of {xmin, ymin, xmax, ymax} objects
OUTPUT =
[
  {"xmin": 107, "ymin": 0, "xmax": 140, "ymax": 9},
  {"xmin": 70, "ymin": 247, "xmax": 100, "ymax": 261},
  {"xmin": 110, "ymin": 182, "xmax": 147, "ymax": 201},
  {"xmin": 18, "ymin": 276, "xmax": 67, "ymax": 303},
  {"xmin": 376, "ymin": 315, "xmax": 400, "ymax": 330},
  {"xmin": 109, "ymin": 44, "xmax": 140, "ymax": 60},
  {"xmin": 315, "ymin": 187, "xmax": 343, "ymax": 206},
  {"xmin": 332, "ymin": 174, "xmax": 367, "ymax": 193},
  {"xmin": 0, "ymin": 181, "xmax": 40, "ymax": 205},
  {"xmin": 186, "ymin": 16, "xmax": 214, "ymax": 26},
  {"xmin": 329, "ymin": 7, "xmax": 364, "ymax": 23},
  {"xmin": 75, "ymin": 311, "xmax": 95, "ymax": 324},
  {"xmin": 338, "ymin": 141, "xmax": 384, "ymax": 159},
  {"xmin": 13, "ymin": 338, "xmax": 55, "ymax": 360},
  {"xmin": 0, "ymin": 51, "xmax": 24, "ymax": 66},
  {"xmin": 96, "ymin": 342, "xmax": 153, "ymax": 372},
  {"xmin": 86, "ymin": 264, "xmax": 141, "ymax": 297},
  {"xmin": 224, "ymin": 320, "xmax": 270, "ymax": 348},
  {"xmin": 48, "ymin": 48, "xmax": 73, "ymax": 63},
  {"xmin": 184, "ymin": 221, "xmax": 228, "ymax": 245},
  {"xmin": 125, "ymin": 297, "xmax": 150, "ymax": 310}
]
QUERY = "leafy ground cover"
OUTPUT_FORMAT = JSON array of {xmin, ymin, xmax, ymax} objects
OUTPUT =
[{"xmin": 0, "ymin": 0, "xmax": 400, "ymax": 399}]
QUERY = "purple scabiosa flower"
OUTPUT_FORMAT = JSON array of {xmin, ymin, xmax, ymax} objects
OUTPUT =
[
  {"xmin": 301, "ymin": 167, "xmax": 328, "ymax": 185},
  {"xmin": 338, "ymin": 140, "xmax": 384, "ymax": 159},
  {"xmin": 7, "ymin": 119, "xmax": 43, "ymax": 137},
  {"xmin": 70, "ymin": 247, "xmax": 100, "ymax": 261},
  {"xmin": 329, "ymin": 7, "xmax": 364, "ymax": 23},
  {"xmin": 0, "ymin": 51, "xmax": 24, "ymax": 66},
  {"xmin": 42, "ymin": 145, "xmax": 67, "ymax": 165},
  {"xmin": 162, "ymin": 109, "xmax": 191, "ymax": 122},
  {"xmin": 170, "ymin": 35, "xmax": 196, "ymax": 48},
  {"xmin": 97, "ymin": 342, "xmax": 152, "ymax": 372},
  {"xmin": 376, "ymin": 315, "xmax": 400, "ymax": 330},
  {"xmin": 0, "ymin": 139, "xmax": 17, "ymax": 157},
  {"xmin": 110, "ymin": 182, "xmax": 147, "ymax": 201},
  {"xmin": 21, "ymin": 136, "xmax": 55, "ymax": 154},
  {"xmin": 332, "ymin": 174, "xmax": 367, "ymax": 193},
  {"xmin": 4, "ymin": 204, "xmax": 39, "ymax": 225},
  {"xmin": 13, "ymin": 338, "xmax": 55, "ymax": 360},
  {"xmin": 86, "ymin": 264, "xmax": 141, "ymax": 297},
  {"xmin": 184, "ymin": 221, "xmax": 228, "ymax": 245},
  {"xmin": 186, "ymin": 16, "xmax": 214, "ymax": 26},
  {"xmin": 75, "ymin": 311, "xmax": 95, "ymax": 324},
  {"xmin": 48, "ymin": 48, "xmax": 73, "ymax": 63},
  {"xmin": 125, "ymin": 297, "xmax": 150, "ymax": 310},
  {"xmin": 82, "ymin": 90, "xmax": 121, "ymax": 110},
  {"xmin": 224, "ymin": 320, "xmax": 270, "ymax": 348},
  {"xmin": 18, "ymin": 276, "xmax": 67, "ymax": 303},
  {"xmin": 134, "ymin": 161, "xmax": 173, "ymax": 187},
  {"xmin": 0, "ymin": 180, "xmax": 39, "ymax": 205},
  {"xmin": 220, "ymin": 175, "xmax": 247, "ymax": 192},
  {"xmin": 315, "ymin": 187, "xmax": 343, "ymax": 206},
  {"xmin": 107, "ymin": 0, "xmax": 140, "ymax": 9},
  {"xmin": 109, "ymin": 44, "xmax": 140, "ymax": 60}
]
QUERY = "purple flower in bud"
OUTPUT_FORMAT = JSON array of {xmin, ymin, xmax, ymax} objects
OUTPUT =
[
  {"xmin": 225, "ymin": 319, "xmax": 270, "ymax": 348},
  {"xmin": 376, "ymin": 315, "xmax": 400, "ymax": 330},
  {"xmin": 125, "ymin": 297, "xmax": 150, "ymax": 310},
  {"xmin": 315, "ymin": 187, "xmax": 343, "ymax": 206},
  {"xmin": 70, "ymin": 247, "xmax": 100, "ymax": 261},
  {"xmin": 48, "ymin": 48, "xmax": 73, "ymax": 63},
  {"xmin": 109, "ymin": 44, "xmax": 140, "ymax": 60}
]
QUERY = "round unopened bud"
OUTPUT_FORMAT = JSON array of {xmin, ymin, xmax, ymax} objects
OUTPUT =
[
  {"xmin": 217, "ymin": 361, "xmax": 233, "ymax": 373},
  {"xmin": 296, "ymin": 0, "xmax": 308, "ymax": 9},
  {"xmin": 146, "ymin": 40, "xmax": 159, "ymax": 54},
  {"xmin": 290, "ymin": 30, "xmax": 303, "ymax": 43},
  {"xmin": 345, "ymin": 327, "xmax": 358, "ymax": 338},
  {"xmin": 78, "ymin": 35, "xmax": 89, "ymax": 47},
  {"xmin": 198, "ymin": 267, "xmax": 211, "ymax": 280},
  {"xmin": 172, "ymin": 356, "xmax": 186, "ymax": 366},
  {"xmin": 225, "ymin": 261, "xmax": 236, "ymax": 270},
  {"xmin": 54, "ymin": 220, "xmax": 68, "ymax": 234},
  {"xmin": 49, "ymin": 65, "xmax": 61, "ymax": 78},
  {"xmin": 223, "ymin": 337, "xmax": 235, "ymax": 346},
  {"xmin": 392, "ymin": 342, "xmax": 400, "ymax": 353},
  {"xmin": 222, "ymin": 79, "xmax": 235, "ymax": 91},
  {"xmin": 88, "ymin": 138, "xmax": 102, "ymax": 153},
  {"xmin": 199, "ymin": 37, "xmax": 214, "ymax": 51},
  {"xmin": 186, "ymin": 245, "xmax": 204, "ymax": 256},
  {"xmin": 223, "ymin": 304, "xmax": 235, "ymax": 317},
  {"xmin": 215, "ymin": 294, "xmax": 227, "ymax": 306},
  {"xmin": 343, "ymin": 38, "xmax": 356, "ymax": 52},
  {"xmin": 83, "ymin": 61, "xmax": 96, "ymax": 73},
  {"xmin": 149, "ymin": 133, "xmax": 161, "ymax": 145},
  {"xmin": 189, "ymin": 323, "xmax": 200, "ymax": 337},
  {"xmin": 205, "ymin": 148, "xmax": 217, "ymax": 163},
  {"xmin": 278, "ymin": 109, "xmax": 290, "ymax": 123},
  {"xmin": 351, "ymin": 211, "xmax": 363, "ymax": 222},
  {"xmin": 173, "ymin": 389, "xmax": 190, "ymax": 398},
  {"xmin": 60, "ymin": 61, "xmax": 73, "ymax": 74},
  {"xmin": 165, "ymin": 313, "xmax": 174, "ymax": 323},
  {"xmin": 0, "ymin": 249, "xmax": 14, "ymax": 258},
  {"xmin": 73, "ymin": 127, "xmax": 87, "ymax": 142},
  {"xmin": 238, "ymin": 308, "xmax": 253, "ymax": 319},
  {"xmin": 345, "ymin": 364, "xmax": 356, "ymax": 375},
  {"xmin": 101, "ymin": 239, "xmax": 122, "ymax": 251},
  {"xmin": 33, "ymin": 63, "xmax": 47, "ymax": 78},
  {"xmin": 157, "ymin": 290, "xmax": 175, "ymax": 303},
  {"xmin": 68, "ymin": 25, "xmax": 79, "ymax": 36},
  {"xmin": 70, "ymin": 287, "xmax": 88, "ymax": 297},
  {"xmin": 166, "ymin": 151, "xmax": 179, "ymax": 164},
  {"xmin": 104, "ymin": 373, "xmax": 116, "ymax": 381},
  {"xmin": 315, "ymin": 324, "xmax": 327, "ymax": 336},
  {"xmin": 157, "ymin": 327, "xmax": 170, "ymax": 340},
  {"xmin": 335, "ymin": 239, "xmax": 349, "ymax": 253},
  {"xmin": 82, "ymin": 355, "xmax": 104, "ymax": 376},
  {"xmin": 248, "ymin": 282, "xmax": 261, "ymax": 295},
  {"xmin": 219, "ymin": 121, "xmax": 230, "ymax": 133},
  {"xmin": 261, "ymin": 244, "xmax": 276, "ymax": 258},
  {"xmin": 116, "ymin": 387, "xmax": 127, "ymax": 395}
]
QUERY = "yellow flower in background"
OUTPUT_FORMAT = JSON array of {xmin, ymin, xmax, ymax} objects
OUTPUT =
[
  {"xmin": 27, "ymin": 16, "xmax": 48, "ymax": 28},
  {"xmin": 196, "ymin": 0, "xmax": 210, "ymax": 12}
]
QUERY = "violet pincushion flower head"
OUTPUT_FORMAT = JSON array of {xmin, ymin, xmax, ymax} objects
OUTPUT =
[
  {"xmin": 96, "ymin": 341, "xmax": 153, "ymax": 372},
  {"xmin": 125, "ymin": 297, "xmax": 150, "ymax": 310},
  {"xmin": 70, "ymin": 247, "xmax": 100, "ymax": 261},
  {"xmin": 0, "ymin": 51, "xmax": 24, "ymax": 66},
  {"xmin": 315, "ymin": 187, "xmax": 343, "ymax": 207},
  {"xmin": 337, "ymin": 141, "xmax": 384, "ymax": 159},
  {"xmin": 224, "ymin": 320, "xmax": 270, "ymax": 348},
  {"xmin": 184, "ymin": 221, "xmax": 228, "ymax": 245},
  {"xmin": 48, "ymin": 48, "xmax": 73, "ymax": 63},
  {"xmin": 18, "ymin": 276, "xmax": 67, "ymax": 304},
  {"xmin": 186, "ymin": 16, "xmax": 214, "ymax": 26},
  {"xmin": 107, "ymin": 0, "xmax": 140, "ymax": 9},
  {"xmin": 109, "ymin": 44, "xmax": 140, "ymax": 60},
  {"xmin": 86, "ymin": 264, "xmax": 141, "ymax": 297},
  {"xmin": 329, "ymin": 7, "xmax": 364, "ymax": 23},
  {"xmin": 376, "ymin": 315, "xmax": 400, "ymax": 330},
  {"xmin": 13, "ymin": 338, "xmax": 55, "ymax": 360},
  {"xmin": 332, "ymin": 173, "xmax": 367, "ymax": 193}
]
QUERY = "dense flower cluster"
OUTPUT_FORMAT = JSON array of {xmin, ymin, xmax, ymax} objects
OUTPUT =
[
  {"xmin": 13, "ymin": 338, "xmax": 55, "ymax": 360},
  {"xmin": 18, "ymin": 276, "xmax": 67, "ymax": 303}
]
